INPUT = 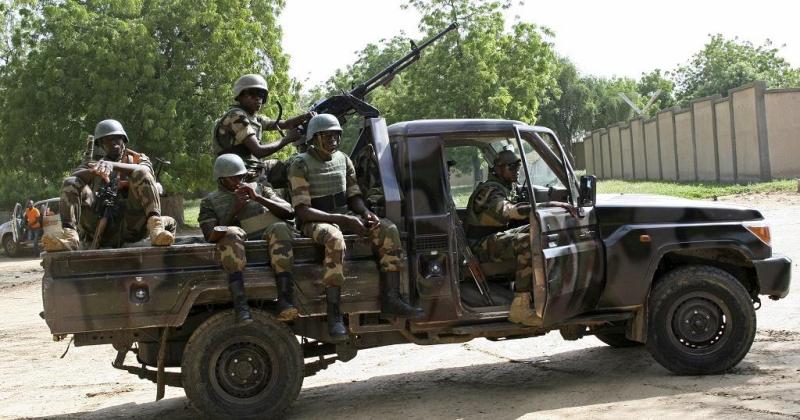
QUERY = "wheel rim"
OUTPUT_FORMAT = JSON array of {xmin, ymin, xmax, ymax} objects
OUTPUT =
[
  {"xmin": 210, "ymin": 333, "xmax": 278, "ymax": 403},
  {"xmin": 4, "ymin": 237, "xmax": 16, "ymax": 255},
  {"xmin": 667, "ymin": 291, "xmax": 731, "ymax": 355}
]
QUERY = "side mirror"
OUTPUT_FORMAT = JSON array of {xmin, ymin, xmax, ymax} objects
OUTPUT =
[{"xmin": 578, "ymin": 175, "xmax": 596, "ymax": 207}]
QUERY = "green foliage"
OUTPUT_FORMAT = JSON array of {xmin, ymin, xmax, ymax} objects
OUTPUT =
[
  {"xmin": 0, "ymin": 0, "xmax": 296, "ymax": 206},
  {"xmin": 673, "ymin": 34, "xmax": 800, "ymax": 105},
  {"xmin": 598, "ymin": 178, "xmax": 796, "ymax": 199},
  {"xmin": 636, "ymin": 69, "xmax": 675, "ymax": 113}
]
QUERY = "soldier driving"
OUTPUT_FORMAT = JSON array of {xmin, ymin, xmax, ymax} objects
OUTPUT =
[
  {"xmin": 199, "ymin": 154, "xmax": 298, "ymax": 324},
  {"xmin": 464, "ymin": 149, "xmax": 540, "ymax": 326},
  {"xmin": 43, "ymin": 119, "xmax": 175, "ymax": 251},
  {"xmin": 213, "ymin": 73, "xmax": 313, "ymax": 171},
  {"xmin": 288, "ymin": 114, "xmax": 424, "ymax": 340}
]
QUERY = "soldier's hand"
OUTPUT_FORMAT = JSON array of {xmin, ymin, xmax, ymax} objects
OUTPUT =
[
  {"xmin": 232, "ymin": 189, "xmax": 250, "ymax": 214},
  {"xmin": 362, "ymin": 211, "xmax": 381, "ymax": 231},
  {"xmin": 235, "ymin": 184, "xmax": 258, "ymax": 201},
  {"xmin": 340, "ymin": 215, "xmax": 369, "ymax": 236},
  {"xmin": 89, "ymin": 160, "xmax": 113, "ymax": 183},
  {"xmin": 284, "ymin": 111, "xmax": 316, "ymax": 129}
]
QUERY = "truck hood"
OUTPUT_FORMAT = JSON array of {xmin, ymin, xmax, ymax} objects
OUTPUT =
[{"xmin": 595, "ymin": 194, "xmax": 763, "ymax": 227}]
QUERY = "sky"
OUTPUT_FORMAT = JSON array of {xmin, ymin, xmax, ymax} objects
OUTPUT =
[{"xmin": 280, "ymin": 0, "xmax": 800, "ymax": 90}]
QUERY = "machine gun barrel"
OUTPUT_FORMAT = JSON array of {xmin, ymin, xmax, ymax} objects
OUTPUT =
[{"xmin": 350, "ymin": 22, "xmax": 457, "ymax": 99}]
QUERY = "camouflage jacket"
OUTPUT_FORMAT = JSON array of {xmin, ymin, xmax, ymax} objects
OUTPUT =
[
  {"xmin": 212, "ymin": 105, "xmax": 270, "ymax": 164},
  {"xmin": 464, "ymin": 173, "xmax": 527, "ymax": 239},
  {"xmin": 198, "ymin": 182, "xmax": 288, "ymax": 240},
  {"xmin": 287, "ymin": 148, "xmax": 361, "ymax": 215}
]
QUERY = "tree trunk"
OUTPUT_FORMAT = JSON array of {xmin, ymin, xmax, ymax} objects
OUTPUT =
[{"xmin": 161, "ymin": 195, "xmax": 185, "ymax": 227}]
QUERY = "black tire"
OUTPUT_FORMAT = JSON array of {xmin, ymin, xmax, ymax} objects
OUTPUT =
[
  {"xmin": 181, "ymin": 309, "xmax": 304, "ymax": 419},
  {"xmin": 3, "ymin": 235, "xmax": 19, "ymax": 257},
  {"xmin": 595, "ymin": 330, "xmax": 643, "ymax": 348},
  {"xmin": 646, "ymin": 265, "xmax": 756, "ymax": 375}
]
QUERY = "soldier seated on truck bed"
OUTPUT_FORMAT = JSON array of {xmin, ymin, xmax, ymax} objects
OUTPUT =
[
  {"xmin": 43, "ymin": 119, "xmax": 175, "ymax": 251},
  {"xmin": 288, "ymin": 114, "xmax": 425, "ymax": 341},
  {"xmin": 199, "ymin": 154, "xmax": 298, "ymax": 324},
  {"xmin": 464, "ymin": 150, "xmax": 540, "ymax": 326}
]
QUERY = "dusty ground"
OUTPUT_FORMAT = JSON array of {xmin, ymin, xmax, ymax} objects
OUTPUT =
[{"xmin": 0, "ymin": 193, "xmax": 798, "ymax": 419}]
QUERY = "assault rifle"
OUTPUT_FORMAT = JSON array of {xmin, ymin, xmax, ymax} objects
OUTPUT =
[
  {"xmin": 91, "ymin": 172, "xmax": 120, "ymax": 249},
  {"xmin": 306, "ymin": 22, "xmax": 458, "ymax": 123}
]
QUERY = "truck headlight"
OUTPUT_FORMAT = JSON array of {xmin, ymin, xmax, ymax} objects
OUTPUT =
[{"xmin": 744, "ymin": 221, "xmax": 771, "ymax": 246}]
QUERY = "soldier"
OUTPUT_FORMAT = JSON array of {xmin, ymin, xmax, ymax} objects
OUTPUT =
[
  {"xmin": 213, "ymin": 73, "xmax": 313, "ymax": 171},
  {"xmin": 43, "ymin": 119, "xmax": 175, "ymax": 251},
  {"xmin": 288, "ymin": 114, "xmax": 424, "ymax": 340},
  {"xmin": 199, "ymin": 154, "xmax": 298, "ymax": 324},
  {"xmin": 464, "ymin": 149, "xmax": 539, "ymax": 326}
]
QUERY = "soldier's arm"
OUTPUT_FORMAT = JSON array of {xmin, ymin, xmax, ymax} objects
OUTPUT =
[
  {"xmin": 243, "ymin": 134, "xmax": 295, "ymax": 159},
  {"xmin": 238, "ymin": 184, "xmax": 294, "ymax": 220},
  {"xmin": 198, "ymin": 198, "xmax": 223, "ymax": 242},
  {"xmin": 486, "ymin": 189, "xmax": 529, "ymax": 221}
]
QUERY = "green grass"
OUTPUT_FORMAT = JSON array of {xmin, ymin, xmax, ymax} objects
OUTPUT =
[
  {"xmin": 183, "ymin": 198, "xmax": 201, "ymax": 228},
  {"xmin": 597, "ymin": 178, "xmax": 796, "ymax": 199}
]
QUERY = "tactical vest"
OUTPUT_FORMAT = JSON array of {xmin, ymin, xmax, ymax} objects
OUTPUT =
[
  {"xmin": 464, "ymin": 176, "xmax": 512, "ymax": 240},
  {"xmin": 207, "ymin": 183, "xmax": 281, "ymax": 239},
  {"xmin": 213, "ymin": 106, "xmax": 262, "ymax": 165},
  {"xmin": 300, "ymin": 151, "xmax": 348, "ymax": 214}
]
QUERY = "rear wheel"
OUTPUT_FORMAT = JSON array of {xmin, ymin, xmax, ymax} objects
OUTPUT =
[
  {"xmin": 646, "ymin": 265, "xmax": 756, "ymax": 375},
  {"xmin": 3, "ymin": 235, "xmax": 19, "ymax": 257},
  {"xmin": 181, "ymin": 309, "xmax": 304, "ymax": 419}
]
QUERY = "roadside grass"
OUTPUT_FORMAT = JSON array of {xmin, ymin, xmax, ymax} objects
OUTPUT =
[
  {"xmin": 597, "ymin": 178, "xmax": 796, "ymax": 199},
  {"xmin": 183, "ymin": 198, "xmax": 200, "ymax": 228}
]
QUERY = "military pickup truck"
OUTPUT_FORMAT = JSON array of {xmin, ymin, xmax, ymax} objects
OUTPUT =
[{"xmin": 41, "ymin": 118, "xmax": 791, "ymax": 419}]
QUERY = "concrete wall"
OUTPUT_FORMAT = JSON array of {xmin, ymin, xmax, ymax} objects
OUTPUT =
[
  {"xmin": 620, "ymin": 125, "xmax": 634, "ymax": 179},
  {"xmin": 583, "ymin": 135, "xmax": 595, "ymax": 175},
  {"xmin": 765, "ymin": 89, "xmax": 800, "ymax": 179},
  {"xmin": 609, "ymin": 125, "xmax": 623, "ymax": 178},
  {"xmin": 644, "ymin": 118, "xmax": 660, "ymax": 180},
  {"xmin": 692, "ymin": 97, "xmax": 719, "ymax": 181},
  {"xmin": 674, "ymin": 110, "xmax": 696, "ymax": 181},
  {"xmin": 657, "ymin": 109, "xmax": 677, "ymax": 181},
  {"xmin": 630, "ymin": 118, "xmax": 647, "ymax": 179},
  {"xmin": 573, "ymin": 142, "xmax": 586, "ymax": 170},
  {"xmin": 584, "ymin": 81, "xmax": 800, "ymax": 183}
]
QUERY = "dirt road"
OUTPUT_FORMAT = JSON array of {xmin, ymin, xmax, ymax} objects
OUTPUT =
[{"xmin": 0, "ymin": 194, "xmax": 798, "ymax": 419}]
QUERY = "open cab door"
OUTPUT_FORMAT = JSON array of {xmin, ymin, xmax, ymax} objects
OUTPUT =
[
  {"xmin": 513, "ymin": 126, "xmax": 604, "ymax": 326},
  {"xmin": 10, "ymin": 202, "xmax": 23, "ymax": 244}
]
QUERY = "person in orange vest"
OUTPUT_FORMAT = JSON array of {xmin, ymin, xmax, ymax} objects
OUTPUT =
[{"xmin": 24, "ymin": 199, "xmax": 42, "ymax": 256}]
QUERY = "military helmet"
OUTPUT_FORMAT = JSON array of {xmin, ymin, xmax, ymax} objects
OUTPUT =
[
  {"xmin": 306, "ymin": 113, "xmax": 342, "ymax": 141},
  {"xmin": 494, "ymin": 149, "xmax": 521, "ymax": 166},
  {"xmin": 213, "ymin": 153, "xmax": 248, "ymax": 179},
  {"xmin": 233, "ymin": 74, "xmax": 269, "ymax": 99},
  {"xmin": 93, "ymin": 119, "xmax": 128, "ymax": 145}
]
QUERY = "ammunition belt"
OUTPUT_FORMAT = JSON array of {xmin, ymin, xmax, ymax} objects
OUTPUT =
[{"xmin": 310, "ymin": 191, "xmax": 347, "ymax": 212}]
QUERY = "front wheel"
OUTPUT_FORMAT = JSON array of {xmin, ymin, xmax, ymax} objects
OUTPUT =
[
  {"xmin": 181, "ymin": 309, "xmax": 304, "ymax": 419},
  {"xmin": 646, "ymin": 265, "xmax": 756, "ymax": 375}
]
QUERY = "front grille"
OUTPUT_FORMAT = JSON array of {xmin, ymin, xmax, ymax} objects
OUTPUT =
[{"xmin": 415, "ymin": 234, "xmax": 449, "ymax": 251}]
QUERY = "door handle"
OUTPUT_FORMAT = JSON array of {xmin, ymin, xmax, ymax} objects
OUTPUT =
[
  {"xmin": 578, "ymin": 230, "xmax": 594, "ymax": 239},
  {"xmin": 546, "ymin": 234, "xmax": 559, "ymax": 242}
]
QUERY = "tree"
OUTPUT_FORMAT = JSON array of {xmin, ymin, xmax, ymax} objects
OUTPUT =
[
  {"xmin": 0, "ymin": 0, "xmax": 296, "ymax": 205},
  {"xmin": 537, "ymin": 57, "xmax": 592, "ymax": 158},
  {"xmin": 636, "ymin": 69, "xmax": 675, "ymax": 115},
  {"xmin": 673, "ymin": 34, "xmax": 800, "ymax": 105}
]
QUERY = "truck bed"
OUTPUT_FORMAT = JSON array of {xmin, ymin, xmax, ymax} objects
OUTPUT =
[{"xmin": 42, "ymin": 235, "xmax": 389, "ymax": 334}]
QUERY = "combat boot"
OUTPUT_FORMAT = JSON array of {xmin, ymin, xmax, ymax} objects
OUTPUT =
[
  {"xmin": 42, "ymin": 227, "xmax": 80, "ymax": 252},
  {"xmin": 275, "ymin": 272, "xmax": 298, "ymax": 321},
  {"xmin": 508, "ymin": 292, "xmax": 542, "ymax": 327},
  {"xmin": 380, "ymin": 272, "xmax": 425, "ymax": 319},
  {"xmin": 326, "ymin": 286, "xmax": 347, "ymax": 341},
  {"xmin": 147, "ymin": 215, "xmax": 174, "ymax": 246},
  {"xmin": 228, "ymin": 272, "xmax": 253, "ymax": 325}
]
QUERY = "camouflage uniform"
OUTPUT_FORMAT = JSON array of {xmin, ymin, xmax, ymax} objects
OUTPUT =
[
  {"xmin": 288, "ymin": 148, "xmax": 403, "ymax": 287},
  {"xmin": 464, "ymin": 173, "xmax": 532, "ymax": 292},
  {"xmin": 198, "ymin": 182, "xmax": 294, "ymax": 275},
  {"xmin": 212, "ymin": 105, "xmax": 271, "ymax": 168},
  {"xmin": 60, "ymin": 149, "xmax": 176, "ymax": 248}
]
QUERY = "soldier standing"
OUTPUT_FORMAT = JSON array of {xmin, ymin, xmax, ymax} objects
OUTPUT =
[
  {"xmin": 464, "ymin": 150, "xmax": 540, "ymax": 326},
  {"xmin": 199, "ymin": 154, "xmax": 298, "ymax": 324},
  {"xmin": 42, "ymin": 119, "xmax": 175, "ymax": 251},
  {"xmin": 288, "ymin": 114, "xmax": 424, "ymax": 340},
  {"xmin": 213, "ymin": 73, "xmax": 312, "ymax": 171}
]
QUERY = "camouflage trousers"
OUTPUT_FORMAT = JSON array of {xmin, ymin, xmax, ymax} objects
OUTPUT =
[
  {"xmin": 301, "ymin": 218, "xmax": 403, "ymax": 287},
  {"xmin": 60, "ymin": 167, "xmax": 171, "ymax": 247},
  {"xmin": 216, "ymin": 223, "xmax": 294, "ymax": 275},
  {"xmin": 471, "ymin": 225, "xmax": 532, "ymax": 292}
]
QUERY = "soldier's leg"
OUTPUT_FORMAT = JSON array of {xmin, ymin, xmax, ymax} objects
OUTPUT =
[
  {"xmin": 369, "ymin": 219, "xmax": 424, "ymax": 318},
  {"xmin": 263, "ymin": 222, "xmax": 297, "ymax": 320},
  {"xmin": 128, "ymin": 167, "xmax": 174, "ymax": 246},
  {"xmin": 216, "ymin": 226, "xmax": 252, "ymax": 324},
  {"xmin": 43, "ymin": 177, "xmax": 87, "ymax": 251},
  {"xmin": 485, "ymin": 225, "xmax": 539, "ymax": 326},
  {"xmin": 301, "ymin": 222, "xmax": 347, "ymax": 339}
]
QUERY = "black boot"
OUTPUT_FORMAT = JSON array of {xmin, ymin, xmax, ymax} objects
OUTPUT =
[
  {"xmin": 326, "ymin": 286, "xmax": 347, "ymax": 341},
  {"xmin": 228, "ymin": 272, "xmax": 253, "ymax": 325},
  {"xmin": 380, "ymin": 272, "xmax": 425, "ymax": 319},
  {"xmin": 276, "ymin": 272, "xmax": 298, "ymax": 321}
]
